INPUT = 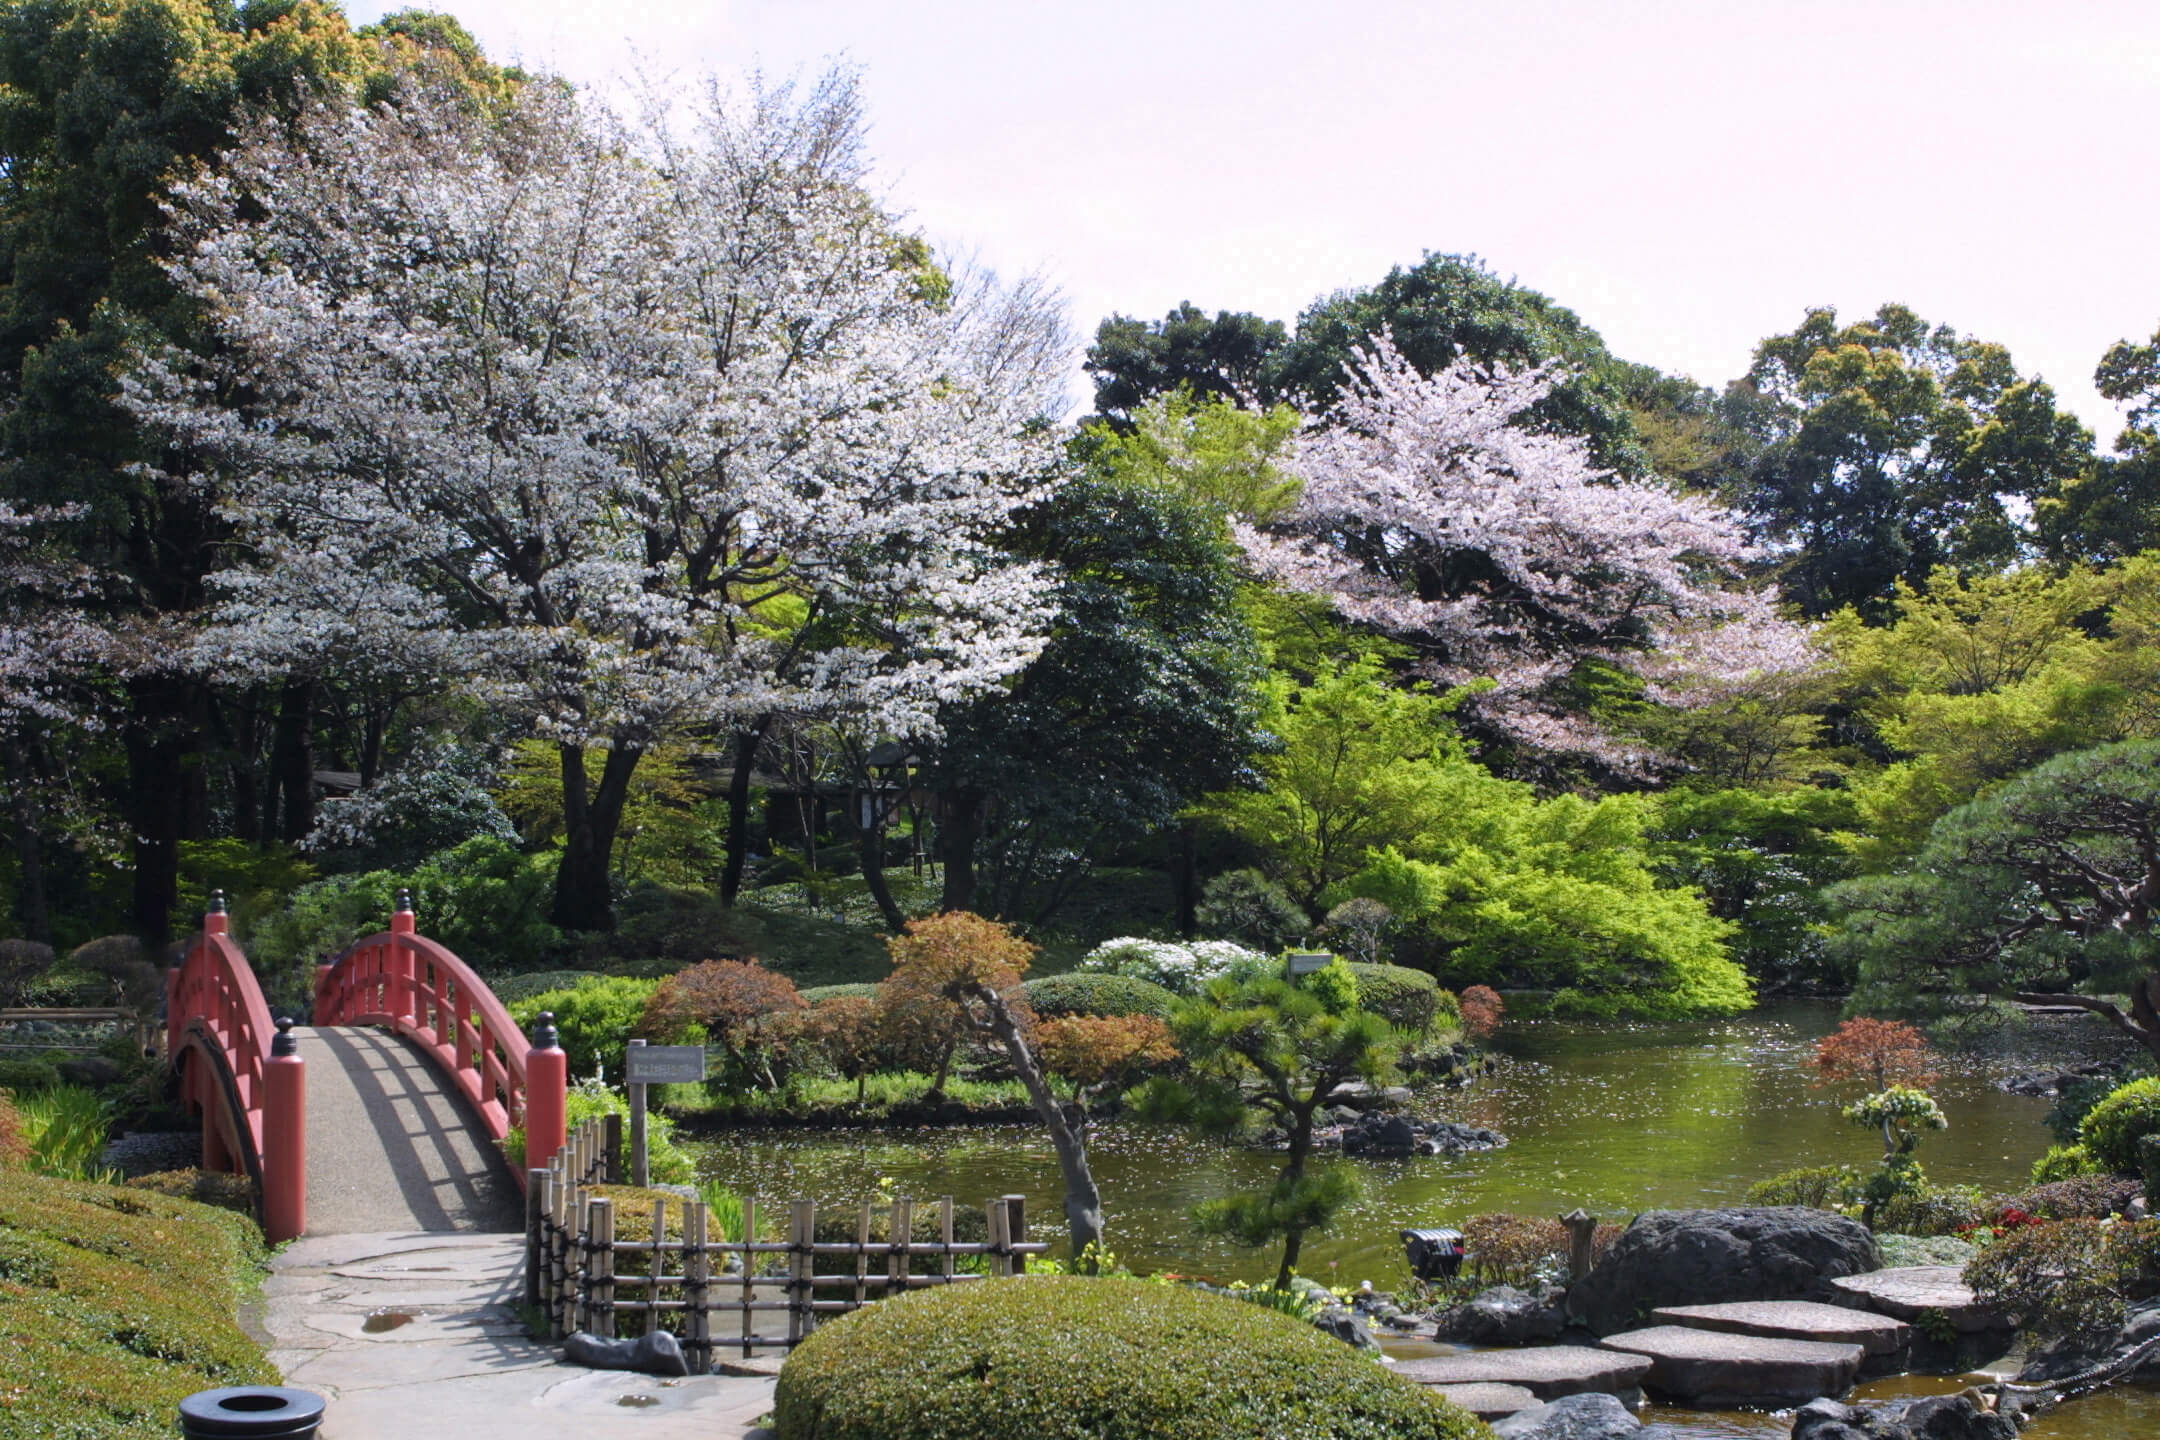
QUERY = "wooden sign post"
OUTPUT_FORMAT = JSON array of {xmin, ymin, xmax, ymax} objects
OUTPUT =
[{"xmin": 622, "ymin": 1040, "xmax": 707, "ymax": 1186}]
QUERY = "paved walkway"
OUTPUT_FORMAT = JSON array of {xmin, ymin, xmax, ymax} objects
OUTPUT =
[
  {"xmin": 297, "ymin": 1026, "xmax": 525, "ymax": 1234},
  {"xmin": 256, "ymin": 1231, "xmax": 778, "ymax": 1439}
]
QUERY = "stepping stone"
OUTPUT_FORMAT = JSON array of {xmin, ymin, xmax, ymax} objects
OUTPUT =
[
  {"xmin": 1428, "ymin": 1383, "xmax": 1542, "ymax": 1420},
  {"xmin": 1394, "ymin": 1346, "xmax": 1654, "ymax": 1401},
  {"xmin": 1828, "ymin": 1267, "xmax": 2005, "ymax": 1334},
  {"xmin": 1599, "ymin": 1325, "xmax": 1864, "ymax": 1408},
  {"xmin": 1651, "ymin": 1300, "xmax": 1911, "ymax": 1358}
]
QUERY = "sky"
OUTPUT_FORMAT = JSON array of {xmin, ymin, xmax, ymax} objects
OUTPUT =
[{"xmin": 350, "ymin": 0, "xmax": 2160, "ymax": 437}]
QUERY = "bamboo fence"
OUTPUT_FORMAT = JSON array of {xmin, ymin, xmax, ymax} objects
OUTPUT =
[{"xmin": 524, "ymin": 1115, "xmax": 1048, "ymax": 1370}]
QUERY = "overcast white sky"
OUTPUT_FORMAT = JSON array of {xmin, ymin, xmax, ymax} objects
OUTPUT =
[{"xmin": 351, "ymin": 0, "xmax": 2160, "ymax": 437}]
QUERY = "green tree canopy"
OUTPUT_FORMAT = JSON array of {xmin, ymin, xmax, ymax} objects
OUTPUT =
[
  {"xmin": 1084, "ymin": 301, "xmax": 1287, "ymax": 427},
  {"xmin": 1727, "ymin": 303, "xmax": 2095, "ymax": 617},
  {"xmin": 1833, "ymin": 739, "xmax": 2160, "ymax": 1064}
]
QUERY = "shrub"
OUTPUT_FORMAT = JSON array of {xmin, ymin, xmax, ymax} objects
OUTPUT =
[
  {"xmin": 0, "ymin": 1056, "xmax": 60, "ymax": 1094},
  {"xmin": 1994, "ymin": 1176, "xmax": 2144, "ymax": 1221},
  {"xmin": 1322, "ymin": 897, "xmax": 1396, "ymax": 965},
  {"xmin": 1873, "ymin": 1184, "xmax": 1987, "ymax": 1237},
  {"xmin": 640, "ymin": 960, "xmax": 804, "ymax": 1092},
  {"xmin": 1038, "ymin": 1014, "xmax": 1178, "ymax": 1106},
  {"xmin": 2079, "ymin": 1076, "xmax": 2160, "ymax": 1174},
  {"xmin": 500, "ymin": 1077, "xmax": 695, "ymax": 1182},
  {"xmin": 1965, "ymin": 1217, "xmax": 2160, "ymax": 1343},
  {"xmin": 1073, "ymin": 937, "xmax": 1262, "ymax": 996},
  {"xmin": 0, "ymin": 1167, "xmax": 276, "ymax": 1438},
  {"xmin": 491, "ymin": 969, "xmax": 607, "ymax": 1003},
  {"xmin": 0, "ymin": 936, "xmax": 54, "ymax": 1005},
  {"xmin": 125, "ymin": 1169, "xmax": 258, "ymax": 1216},
  {"xmin": 800, "ymin": 983, "xmax": 881, "ymax": 1005},
  {"xmin": 1345, "ymin": 963, "xmax": 1440, "ymax": 1036},
  {"xmin": 1457, "ymin": 1212, "xmax": 1619, "ymax": 1288},
  {"xmin": 1877, "ymin": 1233, "xmax": 1976, "ymax": 1267},
  {"xmin": 2031, "ymin": 1143, "xmax": 2102, "ymax": 1183},
  {"xmin": 0, "ymin": 1090, "xmax": 25, "ymax": 1167},
  {"xmin": 1024, "ymin": 972, "xmax": 1177, "ymax": 1021},
  {"xmin": 2046, "ymin": 1071, "xmax": 2129, "ymax": 1143},
  {"xmin": 1814, "ymin": 1018, "xmax": 1938, "ymax": 1092},
  {"xmin": 1746, "ymin": 1164, "xmax": 1860, "ymax": 1210},
  {"xmin": 772, "ymin": 1276, "xmax": 1486, "ymax": 1440},
  {"xmin": 1195, "ymin": 869, "xmax": 1311, "ymax": 953},
  {"xmin": 507, "ymin": 976, "xmax": 660, "ymax": 1083},
  {"xmin": 1459, "ymin": 984, "xmax": 1504, "ymax": 1039}
]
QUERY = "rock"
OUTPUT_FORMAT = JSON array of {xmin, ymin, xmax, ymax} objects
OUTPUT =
[
  {"xmin": 1493, "ymin": 1391, "xmax": 1642, "ymax": 1440},
  {"xmin": 1427, "ymin": 1119, "xmax": 1508, "ymax": 1152},
  {"xmin": 1598, "ymin": 1325, "xmax": 1864, "ymax": 1408},
  {"xmin": 562, "ymin": 1329, "xmax": 690, "ymax": 1377},
  {"xmin": 1342, "ymin": 1113, "xmax": 1420, "ymax": 1157},
  {"xmin": 1567, "ymin": 1207, "xmax": 1880, "ymax": 1336},
  {"xmin": 1435, "ymin": 1284, "xmax": 1569, "ymax": 1345},
  {"xmin": 1650, "ymin": 1300, "xmax": 1909, "ymax": 1366},
  {"xmin": 1828, "ymin": 1268, "xmax": 2002, "ymax": 1334},
  {"xmin": 1395, "ymin": 1346, "xmax": 1654, "ymax": 1402},
  {"xmin": 2016, "ymin": 1295, "xmax": 2160, "ymax": 1385},
  {"xmin": 1431, "ymin": 1384, "xmax": 1543, "ymax": 1420},
  {"xmin": 1790, "ymin": 1392, "xmax": 2019, "ymax": 1440},
  {"xmin": 1310, "ymin": 1305, "xmax": 1379, "ymax": 1350}
]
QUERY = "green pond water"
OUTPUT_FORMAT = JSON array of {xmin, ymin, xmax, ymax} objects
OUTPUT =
[{"xmin": 687, "ymin": 1001, "xmax": 2157, "ymax": 1437}]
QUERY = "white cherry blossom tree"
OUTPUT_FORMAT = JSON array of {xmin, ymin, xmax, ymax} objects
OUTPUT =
[
  {"xmin": 128, "ymin": 72, "xmax": 1064, "ymax": 929},
  {"xmin": 1244, "ymin": 336, "xmax": 1815, "ymax": 769}
]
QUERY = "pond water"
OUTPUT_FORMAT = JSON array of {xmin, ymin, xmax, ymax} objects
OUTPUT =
[{"xmin": 687, "ymin": 1001, "xmax": 2157, "ymax": 1437}]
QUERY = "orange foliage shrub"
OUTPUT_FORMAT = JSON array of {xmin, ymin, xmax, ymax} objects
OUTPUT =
[
  {"xmin": 1814, "ymin": 1017, "xmax": 1937, "ymax": 1092},
  {"xmin": 1038, "ymin": 1013, "xmax": 1178, "ymax": 1092},
  {"xmin": 878, "ymin": 912, "xmax": 1038, "ymax": 1095},
  {"xmin": 639, "ymin": 959, "xmax": 805, "ymax": 1087},
  {"xmin": 1459, "ymin": 985, "xmax": 1505, "ymax": 1039},
  {"xmin": 0, "ymin": 1091, "xmax": 26, "ymax": 1168}
]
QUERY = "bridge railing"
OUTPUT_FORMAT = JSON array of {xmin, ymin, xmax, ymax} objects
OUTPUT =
[
  {"xmin": 166, "ymin": 895, "xmax": 306, "ymax": 1242},
  {"xmin": 313, "ymin": 890, "xmax": 567, "ymax": 1177}
]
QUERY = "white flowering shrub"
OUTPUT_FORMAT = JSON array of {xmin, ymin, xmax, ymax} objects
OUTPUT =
[{"xmin": 1075, "ymin": 937, "xmax": 1268, "ymax": 995}]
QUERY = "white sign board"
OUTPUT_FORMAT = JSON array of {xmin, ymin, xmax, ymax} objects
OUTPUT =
[
  {"xmin": 624, "ymin": 1044, "xmax": 707, "ymax": 1084},
  {"xmin": 1286, "ymin": 952, "xmax": 1334, "ymax": 976}
]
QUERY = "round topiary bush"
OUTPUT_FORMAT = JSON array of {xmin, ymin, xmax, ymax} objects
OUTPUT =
[
  {"xmin": 2078, "ymin": 1076, "xmax": 2160, "ymax": 1174},
  {"xmin": 1023, "ymin": 973, "xmax": 1177, "ymax": 1022},
  {"xmin": 1345, "ymin": 963, "xmax": 1440, "ymax": 1035},
  {"xmin": 774, "ymin": 1276, "xmax": 1486, "ymax": 1440}
]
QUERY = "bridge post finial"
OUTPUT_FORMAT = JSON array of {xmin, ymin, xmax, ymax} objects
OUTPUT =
[
  {"xmin": 396, "ymin": 887, "xmax": 414, "ymax": 915},
  {"xmin": 205, "ymin": 889, "xmax": 229, "ymax": 937},
  {"xmin": 525, "ymin": 1011, "xmax": 568, "ymax": 1169},
  {"xmin": 272, "ymin": 1016, "xmax": 298, "ymax": 1058},
  {"xmin": 390, "ymin": 887, "xmax": 416, "ymax": 939}
]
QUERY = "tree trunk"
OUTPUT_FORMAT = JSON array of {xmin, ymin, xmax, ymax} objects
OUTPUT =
[
  {"xmin": 124, "ymin": 674, "xmax": 195, "ymax": 955},
  {"xmin": 271, "ymin": 677, "xmax": 316, "ymax": 845},
  {"xmin": 1275, "ymin": 1117, "xmax": 1313, "ymax": 1290},
  {"xmin": 850, "ymin": 787, "xmax": 907, "ymax": 933},
  {"xmin": 222, "ymin": 692, "xmax": 261, "ymax": 845},
  {"xmin": 969, "ymin": 983, "xmax": 1106, "ymax": 1261},
  {"xmin": 551, "ymin": 741, "xmax": 643, "ymax": 932},
  {"xmin": 719, "ymin": 716, "xmax": 773, "ymax": 907},
  {"xmin": 4, "ymin": 736, "xmax": 49, "ymax": 943},
  {"xmin": 939, "ymin": 786, "xmax": 984, "ymax": 913},
  {"xmin": 359, "ymin": 700, "xmax": 390, "ymax": 788}
]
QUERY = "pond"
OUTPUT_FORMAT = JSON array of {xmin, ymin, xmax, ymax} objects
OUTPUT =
[{"xmin": 687, "ymin": 1001, "xmax": 2156, "ymax": 1437}]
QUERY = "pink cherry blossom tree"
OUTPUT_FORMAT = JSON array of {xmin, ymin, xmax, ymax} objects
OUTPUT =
[
  {"xmin": 1243, "ymin": 336, "xmax": 1817, "ymax": 769},
  {"xmin": 127, "ymin": 72, "xmax": 1064, "ymax": 929}
]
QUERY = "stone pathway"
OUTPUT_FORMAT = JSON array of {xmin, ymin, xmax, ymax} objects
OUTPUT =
[
  {"xmin": 255, "ymin": 1231, "xmax": 777, "ymax": 1439},
  {"xmin": 1394, "ymin": 1345, "xmax": 1653, "ymax": 1401},
  {"xmin": 1598, "ymin": 1324, "xmax": 1866, "ymax": 1408}
]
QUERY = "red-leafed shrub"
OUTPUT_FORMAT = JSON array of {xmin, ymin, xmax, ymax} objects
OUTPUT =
[
  {"xmin": 1458, "ymin": 985, "xmax": 1504, "ymax": 1039},
  {"xmin": 1814, "ymin": 1017, "xmax": 1938, "ymax": 1092}
]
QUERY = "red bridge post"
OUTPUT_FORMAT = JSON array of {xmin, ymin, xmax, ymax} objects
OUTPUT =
[
  {"xmin": 389, "ymin": 889, "xmax": 417, "ymax": 1025},
  {"xmin": 263, "ymin": 1017, "xmax": 307, "ymax": 1243},
  {"xmin": 525, "ymin": 1012, "xmax": 567, "ymax": 1168}
]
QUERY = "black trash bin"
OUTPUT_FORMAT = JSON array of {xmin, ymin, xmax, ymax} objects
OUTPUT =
[
  {"xmin": 178, "ymin": 1387, "xmax": 326, "ymax": 1439},
  {"xmin": 1400, "ymin": 1226, "xmax": 1465, "ymax": 1281}
]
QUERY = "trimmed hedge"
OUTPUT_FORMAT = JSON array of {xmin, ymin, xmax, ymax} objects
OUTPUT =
[
  {"xmin": 0, "ymin": 1167, "xmax": 276, "ymax": 1438},
  {"xmin": 799, "ymin": 983, "xmax": 880, "ymax": 1005},
  {"xmin": 1022, "ymin": 973, "xmax": 1177, "ymax": 1022},
  {"xmin": 490, "ymin": 969, "xmax": 609, "ymax": 1003},
  {"xmin": 1345, "ymin": 963, "xmax": 1441, "ymax": 1035},
  {"xmin": 773, "ymin": 1276, "xmax": 1490, "ymax": 1440},
  {"xmin": 0, "ymin": 1056, "xmax": 60, "ymax": 1094},
  {"xmin": 2079, "ymin": 1076, "xmax": 2160, "ymax": 1174}
]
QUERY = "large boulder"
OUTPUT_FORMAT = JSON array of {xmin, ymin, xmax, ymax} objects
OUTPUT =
[
  {"xmin": 1789, "ymin": 1393, "xmax": 2020, "ymax": 1440},
  {"xmin": 1493, "ymin": 1392, "xmax": 1641, "ymax": 1440},
  {"xmin": 1434, "ymin": 1284, "xmax": 1568, "ymax": 1345},
  {"xmin": 1567, "ymin": 1208, "xmax": 1880, "ymax": 1336}
]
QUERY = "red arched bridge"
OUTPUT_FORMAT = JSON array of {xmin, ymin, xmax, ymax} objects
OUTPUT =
[{"xmin": 167, "ymin": 892, "xmax": 568, "ymax": 1242}]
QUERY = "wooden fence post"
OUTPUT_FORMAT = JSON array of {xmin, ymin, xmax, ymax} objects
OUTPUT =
[
  {"xmin": 890, "ymin": 1196, "xmax": 913, "ymax": 1300},
  {"xmin": 739, "ymin": 1196, "xmax": 758, "ymax": 1358},
  {"xmin": 603, "ymin": 1112, "xmax": 623, "ymax": 1183},
  {"xmin": 986, "ymin": 1197, "xmax": 1011, "ymax": 1279},
  {"xmin": 685, "ymin": 1200, "xmax": 711, "ymax": 1372},
  {"xmin": 1002, "ymin": 1194, "xmax": 1027, "ymax": 1270},
  {"xmin": 589, "ymin": 1197, "xmax": 616, "ymax": 1339},
  {"xmin": 525, "ymin": 1168, "xmax": 548, "ymax": 1309},
  {"xmin": 788, "ymin": 1199, "xmax": 816, "ymax": 1344}
]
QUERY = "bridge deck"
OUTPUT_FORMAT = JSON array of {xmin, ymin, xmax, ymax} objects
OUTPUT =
[{"xmin": 299, "ymin": 1026, "xmax": 523, "ymax": 1235}]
